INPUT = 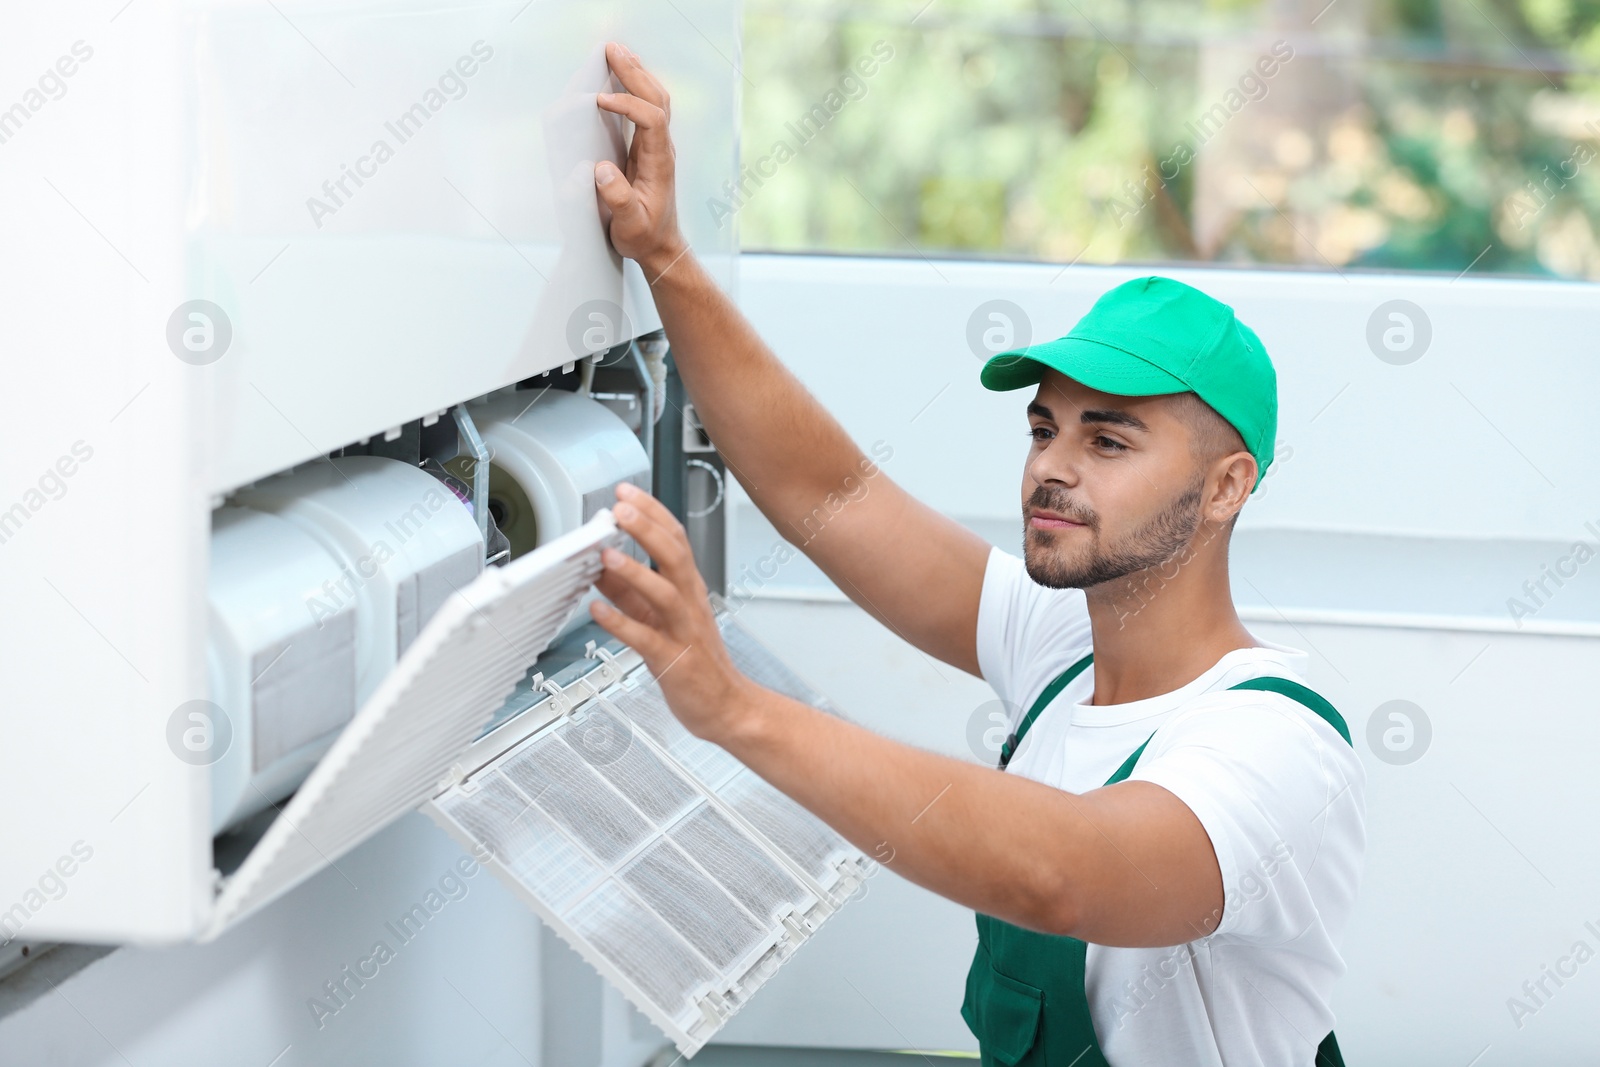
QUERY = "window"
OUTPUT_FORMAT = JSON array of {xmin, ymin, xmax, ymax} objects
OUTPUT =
[{"xmin": 738, "ymin": 0, "xmax": 1600, "ymax": 279}]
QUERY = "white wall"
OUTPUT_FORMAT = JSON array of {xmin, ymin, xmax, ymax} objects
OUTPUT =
[{"xmin": 728, "ymin": 254, "xmax": 1600, "ymax": 543}]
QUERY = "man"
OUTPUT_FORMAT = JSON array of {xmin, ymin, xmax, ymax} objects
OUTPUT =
[{"xmin": 583, "ymin": 41, "xmax": 1365, "ymax": 1067}]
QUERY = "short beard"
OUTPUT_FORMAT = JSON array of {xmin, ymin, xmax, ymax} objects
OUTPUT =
[{"xmin": 1023, "ymin": 476, "xmax": 1204, "ymax": 590}]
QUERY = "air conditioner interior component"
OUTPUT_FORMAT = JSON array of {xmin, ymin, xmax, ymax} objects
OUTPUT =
[
  {"xmin": 207, "ymin": 506, "xmax": 360, "ymax": 833},
  {"xmin": 233, "ymin": 456, "xmax": 486, "ymax": 706},
  {"xmin": 460, "ymin": 620, "xmax": 639, "ymax": 773},
  {"xmin": 424, "ymin": 607, "xmax": 874, "ymax": 1057},
  {"xmin": 454, "ymin": 389, "xmax": 651, "ymax": 563},
  {"xmin": 199, "ymin": 511, "xmax": 626, "ymax": 941},
  {"xmin": 419, "ymin": 455, "xmax": 511, "ymax": 568},
  {"xmin": 446, "ymin": 404, "xmax": 498, "ymax": 556}
]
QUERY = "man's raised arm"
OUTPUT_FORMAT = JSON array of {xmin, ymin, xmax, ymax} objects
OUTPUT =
[{"xmin": 593, "ymin": 41, "xmax": 992, "ymax": 677}]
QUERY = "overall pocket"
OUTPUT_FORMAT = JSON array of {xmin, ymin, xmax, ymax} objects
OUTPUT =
[{"xmin": 962, "ymin": 948, "xmax": 1045, "ymax": 1067}]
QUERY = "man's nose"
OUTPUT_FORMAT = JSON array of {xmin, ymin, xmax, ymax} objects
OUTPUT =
[{"xmin": 1027, "ymin": 443, "xmax": 1079, "ymax": 488}]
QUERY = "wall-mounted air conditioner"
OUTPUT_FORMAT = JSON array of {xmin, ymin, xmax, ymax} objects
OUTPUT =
[{"xmin": 1, "ymin": 0, "xmax": 758, "ymax": 955}]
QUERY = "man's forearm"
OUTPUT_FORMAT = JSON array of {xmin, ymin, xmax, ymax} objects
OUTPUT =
[
  {"xmin": 711, "ymin": 683, "xmax": 1226, "ymax": 948},
  {"xmin": 718, "ymin": 681, "xmax": 1097, "ymax": 938},
  {"xmin": 643, "ymin": 248, "xmax": 875, "ymax": 538}
]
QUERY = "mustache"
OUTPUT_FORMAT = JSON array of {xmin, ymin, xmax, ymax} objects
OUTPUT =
[{"xmin": 1026, "ymin": 487, "xmax": 1097, "ymax": 529}]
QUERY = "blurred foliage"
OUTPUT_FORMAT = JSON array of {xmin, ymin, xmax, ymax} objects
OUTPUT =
[{"xmin": 736, "ymin": 0, "xmax": 1600, "ymax": 278}]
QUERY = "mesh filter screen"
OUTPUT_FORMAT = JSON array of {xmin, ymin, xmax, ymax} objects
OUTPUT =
[
  {"xmin": 558, "ymin": 708, "xmax": 699, "ymax": 826},
  {"xmin": 621, "ymin": 837, "xmax": 768, "ymax": 970},
  {"xmin": 501, "ymin": 739, "xmax": 652, "ymax": 863},
  {"xmin": 604, "ymin": 679, "xmax": 743, "ymax": 789},
  {"xmin": 669, "ymin": 804, "xmax": 811, "ymax": 923},
  {"xmin": 435, "ymin": 772, "xmax": 601, "ymax": 913},
  {"xmin": 718, "ymin": 617, "xmax": 832, "ymax": 710},
  {"xmin": 567, "ymin": 881, "xmax": 717, "ymax": 1019},
  {"xmin": 719, "ymin": 769, "xmax": 852, "ymax": 886},
  {"xmin": 426, "ymin": 607, "xmax": 872, "ymax": 1056}
]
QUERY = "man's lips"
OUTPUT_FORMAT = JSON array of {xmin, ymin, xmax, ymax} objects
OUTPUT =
[{"xmin": 1029, "ymin": 510, "xmax": 1086, "ymax": 530}]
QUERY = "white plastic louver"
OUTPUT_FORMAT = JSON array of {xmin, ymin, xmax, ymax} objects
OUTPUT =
[
  {"xmin": 201, "ymin": 511, "xmax": 626, "ymax": 940},
  {"xmin": 425, "ymin": 607, "xmax": 874, "ymax": 1057}
]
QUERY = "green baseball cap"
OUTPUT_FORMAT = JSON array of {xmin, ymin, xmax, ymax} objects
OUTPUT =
[{"xmin": 979, "ymin": 276, "xmax": 1278, "ymax": 492}]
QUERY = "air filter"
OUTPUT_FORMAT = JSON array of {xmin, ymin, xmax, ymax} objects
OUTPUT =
[{"xmin": 425, "ymin": 607, "xmax": 873, "ymax": 1057}]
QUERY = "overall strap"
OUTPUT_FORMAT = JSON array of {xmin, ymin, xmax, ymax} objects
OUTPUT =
[
  {"xmin": 1104, "ymin": 733, "xmax": 1155, "ymax": 785},
  {"xmin": 1228, "ymin": 676, "xmax": 1353, "ymax": 746},
  {"xmin": 1108, "ymin": 676, "xmax": 1355, "ymax": 786},
  {"xmin": 999, "ymin": 660, "xmax": 1354, "ymax": 776},
  {"xmin": 998, "ymin": 652, "xmax": 1093, "ymax": 770},
  {"xmin": 1104, "ymin": 673, "xmax": 1355, "ymax": 1067},
  {"xmin": 1094, "ymin": 675, "xmax": 1356, "ymax": 783}
]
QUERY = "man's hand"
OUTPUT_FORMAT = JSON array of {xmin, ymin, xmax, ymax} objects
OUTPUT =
[
  {"xmin": 595, "ymin": 42, "xmax": 688, "ymax": 281},
  {"xmin": 588, "ymin": 481, "xmax": 753, "ymax": 744}
]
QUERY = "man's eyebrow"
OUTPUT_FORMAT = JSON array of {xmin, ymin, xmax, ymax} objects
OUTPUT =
[
  {"xmin": 1027, "ymin": 400, "xmax": 1149, "ymax": 433},
  {"xmin": 1079, "ymin": 408, "xmax": 1149, "ymax": 433}
]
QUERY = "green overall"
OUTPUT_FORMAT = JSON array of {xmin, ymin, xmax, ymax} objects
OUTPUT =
[{"xmin": 961, "ymin": 652, "xmax": 1351, "ymax": 1067}]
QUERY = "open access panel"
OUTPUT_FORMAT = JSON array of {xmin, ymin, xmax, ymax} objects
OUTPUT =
[{"xmin": 426, "ymin": 599, "xmax": 875, "ymax": 1057}]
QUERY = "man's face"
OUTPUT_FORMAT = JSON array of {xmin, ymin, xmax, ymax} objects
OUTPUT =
[{"xmin": 1021, "ymin": 369, "xmax": 1206, "ymax": 590}]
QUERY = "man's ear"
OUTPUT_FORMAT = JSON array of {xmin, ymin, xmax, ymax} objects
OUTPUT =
[{"xmin": 1206, "ymin": 452, "xmax": 1256, "ymax": 524}]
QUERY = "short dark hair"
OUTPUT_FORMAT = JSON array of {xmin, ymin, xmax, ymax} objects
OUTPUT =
[{"xmin": 1168, "ymin": 391, "xmax": 1249, "ymax": 527}]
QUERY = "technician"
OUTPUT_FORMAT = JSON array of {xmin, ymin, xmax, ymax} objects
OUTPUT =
[{"xmin": 582, "ymin": 41, "xmax": 1365, "ymax": 1067}]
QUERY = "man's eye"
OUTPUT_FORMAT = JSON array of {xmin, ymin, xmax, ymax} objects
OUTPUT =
[
  {"xmin": 1095, "ymin": 435, "xmax": 1128, "ymax": 452},
  {"xmin": 1027, "ymin": 426, "xmax": 1053, "ymax": 442}
]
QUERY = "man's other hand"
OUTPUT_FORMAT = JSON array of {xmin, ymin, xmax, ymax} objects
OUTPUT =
[
  {"xmin": 588, "ymin": 482, "xmax": 753, "ymax": 745},
  {"xmin": 595, "ymin": 42, "xmax": 689, "ymax": 281}
]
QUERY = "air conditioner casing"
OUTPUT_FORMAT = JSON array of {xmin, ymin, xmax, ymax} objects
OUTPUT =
[{"xmin": 0, "ymin": 0, "xmax": 738, "ymax": 945}]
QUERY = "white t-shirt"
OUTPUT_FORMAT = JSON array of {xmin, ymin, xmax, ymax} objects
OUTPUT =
[{"xmin": 974, "ymin": 545, "xmax": 1367, "ymax": 1067}]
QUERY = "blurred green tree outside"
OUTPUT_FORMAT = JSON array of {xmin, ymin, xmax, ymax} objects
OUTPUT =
[{"xmin": 735, "ymin": 0, "xmax": 1600, "ymax": 279}]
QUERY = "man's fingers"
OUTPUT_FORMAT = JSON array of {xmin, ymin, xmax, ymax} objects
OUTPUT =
[
  {"xmin": 599, "ymin": 92, "xmax": 674, "ymax": 189},
  {"xmin": 596, "ymin": 43, "xmax": 675, "ymax": 187},
  {"xmin": 601, "ymin": 544, "xmax": 686, "ymax": 621},
  {"xmin": 604, "ymin": 41, "xmax": 669, "ymax": 113},
  {"xmin": 592, "ymin": 571, "xmax": 655, "ymax": 623},
  {"xmin": 593, "ymin": 160, "xmax": 629, "ymax": 199},
  {"xmin": 613, "ymin": 485, "xmax": 698, "ymax": 581},
  {"xmin": 596, "ymin": 92, "xmax": 666, "ymax": 131},
  {"xmin": 594, "ymin": 161, "xmax": 635, "ymax": 209},
  {"xmin": 589, "ymin": 597, "xmax": 671, "ymax": 660},
  {"xmin": 612, "ymin": 501, "xmax": 699, "ymax": 590},
  {"xmin": 616, "ymin": 481, "xmax": 684, "ymax": 530}
]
